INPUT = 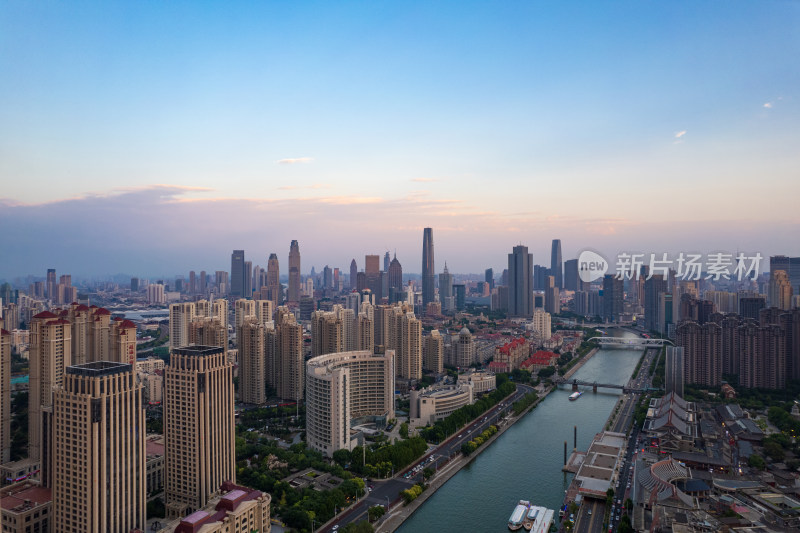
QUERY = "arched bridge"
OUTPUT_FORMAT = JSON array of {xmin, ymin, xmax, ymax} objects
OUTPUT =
[{"xmin": 587, "ymin": 337, "xmax": 673, "ymax": 349}]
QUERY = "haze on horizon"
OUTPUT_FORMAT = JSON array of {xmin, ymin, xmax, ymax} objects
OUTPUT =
[{"xmin": 1, "ymin": 1, "xmax": 798, "ymax": 279}]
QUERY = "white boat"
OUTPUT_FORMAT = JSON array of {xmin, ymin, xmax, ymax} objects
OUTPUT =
[
  {"xmin": 569, "ymin": 391, "xmax": 582, "ymax": 401},
  {"xmin": 508, "ymin": 500, "xmax": 530, "ymax": 530}
]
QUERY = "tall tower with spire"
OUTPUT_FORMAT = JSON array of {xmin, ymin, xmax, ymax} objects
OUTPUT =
[
  {"xmin": 422, "ymin": 228, "xmax": 435, "ymax": 310},
  {"xmin": 349, "ymin": 259, "xmax": 358, "ymax": 291},
  {"xmin": 267, "ymin": 253, "xmax": 281, "ymax": 307},
  {"xmin": 550, "ymin": 239, "xmax": 563, "ymax": 289},
  {"xmin": 439, "ymin": 263, "xmax": 454, "ymax": 312}
]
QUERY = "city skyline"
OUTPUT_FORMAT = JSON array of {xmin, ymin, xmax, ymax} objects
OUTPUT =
[{"xmin": 1, "ymin": 2, "xmax": 799, "ymax": 277}]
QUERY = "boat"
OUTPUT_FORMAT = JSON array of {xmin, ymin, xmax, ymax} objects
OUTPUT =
[
  {"xmin": 508, "ymin": 500, "xmax": 530, "ymax": 531},
  {"xmin": 569, "ymin": 391, "xmax": 583, "ymax": 401}
]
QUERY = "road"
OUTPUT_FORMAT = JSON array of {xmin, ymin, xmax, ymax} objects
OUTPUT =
[
  {"xmin": 320, "ymin": 383, "xmax": 537, "ymax": 532},
  {"xmin": 574, "ymin": 346, "xmax": 659, "ymax": 533}
]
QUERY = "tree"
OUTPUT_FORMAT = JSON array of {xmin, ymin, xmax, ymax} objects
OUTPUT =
[
  {"xmin": 625, "ymin": 498, "xmax": 633, "ymax": 513},
  {"xmin": 341, "ymin": 521, "xmax": 374, "ymax": 533},
  {"xmin": 749, "ymin": 454, "xmax": 766, "ymax": 470},
  {"xmin": 333, "ymin": 448, "xmax": 352, "ymax": 467},
  {"xmin": 423, "ymin": 467, "xmax": 434, "ymax": 480},
  {"xmin": 399, "ymin": 422, "xmax": 409, "ymax": 439},
  {"xmin": 368, "ymin": 505, "xmax": 386, "ymax": 522}
]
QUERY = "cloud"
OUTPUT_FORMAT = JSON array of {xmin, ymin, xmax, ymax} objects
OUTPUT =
[
  {"xmin": 278, "ymin": 183, "xmax": 331, "ymax": 191},
  {"xmin": 763, "ymin": 102, "xmax": 773, "ymax": 109},
  {"xmin": 411, "ymin": 177, "xmax": 439, "ymax": 183},
  {"xmin": 674, "ymin": 130, "xmax": 687, "ymax": 139},
  {"xmin": 277, "ymin": 157, "xmax": 314, "ymax": 165}
]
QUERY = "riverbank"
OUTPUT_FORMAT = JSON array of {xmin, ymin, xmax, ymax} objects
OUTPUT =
[
  {"xmin": 377, "ymin": 385, "xmax": 553, "ymax": 532},
  {"xmin": 563, "ymin": 347, "xmax": 599, "ymax": 380}
]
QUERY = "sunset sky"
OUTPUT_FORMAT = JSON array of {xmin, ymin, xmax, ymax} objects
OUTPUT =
[{"xmin": 1, "ymin": 1, "xmax": 798, "ymax": 278}]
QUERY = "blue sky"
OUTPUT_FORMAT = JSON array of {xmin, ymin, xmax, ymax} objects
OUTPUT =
[{"xmin": 1, "ymin": 1, "xmax": 798, "ymax": 278}]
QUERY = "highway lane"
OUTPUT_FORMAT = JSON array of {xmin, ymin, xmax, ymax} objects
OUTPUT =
[{"xmin": 321, "ymin": 383, "xmax": 537, "ymax": 532}]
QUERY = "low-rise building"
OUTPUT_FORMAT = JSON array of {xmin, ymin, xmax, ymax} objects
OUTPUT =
[
  {"xmin": 160, "ymin": 481, "xmax": 271, "ymax": 533},
  {"xmin": 457, "ymin": 370, "xmax": 496, "ymax": 394},
  {"xmin": 409, "ymin": 382, "xmax": 474, "ymax": 427},
  {"xmin": 146, "ymin": 434, "xmax": 165, "ymax": 495},
  {"xmin": 0, "ymin": 480, "xmax": 51, "ymax": 533},
  {"xmin": 519, "ymin": 350, "xmax": 558, "ymax": 374}
]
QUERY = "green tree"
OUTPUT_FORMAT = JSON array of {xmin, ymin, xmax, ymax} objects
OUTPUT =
[
  {"xmin": 423, "ymin": 467, "xmax": 434, "ymax": 480},
  {"xmin": 333, "ymin": 448, "xmax": 352, "ymax": 467},
  {"xmin": 368, "ymin": 505, "xmax": 386, "ymax": 522},
  {"xmin": 749, "ymin": 454, "xmax": 766, "ymax": 470},
  {"xmin": 399, "ymin": 422, "xmax": 409, "ymax": 439}
]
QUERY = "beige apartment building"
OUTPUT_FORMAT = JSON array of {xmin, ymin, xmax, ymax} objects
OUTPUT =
[
  {"xmin": 423, "ymin": 330, "xmax": 444, "ymax": 374},
  {"xmin": 0, "ymin": 329, "xmax": 10, "ymax": 463},
  {"xmin": 165, "ymin": 345, "xmax": 235, "ymax": 518},
  {"xmin": 238, "ymin": 318, "xmax": 267, "ymax": 405},
  {"xmin": 53, "ymin": 361, "xmax": 146, "ymax": 533},
  {"xmin": 306, "ymin": 350, "xmax": 395, "ymax": 457}
]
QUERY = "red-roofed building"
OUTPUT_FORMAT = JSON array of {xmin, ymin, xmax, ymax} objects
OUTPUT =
[
  {"xmin": 0, "ymin": 481, "xmax": 52, "ymax": 533},
  {"xmin": 488, "ymin": 361, "xmax": 511, "ymax": 374},
  {"xmin": 520, "ymin": 350, "xmax": 558, "ymax": 373},
  {"xmin": 493, "ymin": 337, "xmax": 529, "ymax": 370},
  {"xmin": 173, "ymin": 482, "xmax": 271, "ymax": 533}
]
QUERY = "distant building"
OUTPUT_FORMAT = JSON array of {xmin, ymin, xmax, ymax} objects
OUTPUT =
[
  {"xmin": 409, "ymin": 382, "xmax": 473, "ymax": 426},
  {"xmin": 423, "ymin": 330, "xmax": 444, "ymax": 374},
  {"xmin": 602, "ymin": 275, "xmax": 623, "ymax": 323},
  {"xmin": 550, "ymin": 239, "xmax": 563, "ymax": 288},
  {"xmin": 665, "ymin": 346, "xmax": 684, "ymax": 397},
  {"xmin": 457, "ymin": 370, "xmax": 496, "ymax": 394},
  {"xmin": 422, "ymin": 228, "xmax": 435, "ymax": 310},
  {"xmin": 508, "ymin": 245, "xmax": 533, "ymax": 317}
]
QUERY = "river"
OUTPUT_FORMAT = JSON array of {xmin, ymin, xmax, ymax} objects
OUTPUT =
[{"xmin": 397, "ymin": 330, "xmax": 642, "ymax": 532}]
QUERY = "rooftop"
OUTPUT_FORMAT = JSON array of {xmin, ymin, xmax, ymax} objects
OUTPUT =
[
  {"xmin": 173, "ymin": 345, "xmax": 225, "ymax": 357},
  {"xmin": 67, "ymin": 361, "xmax": 132, "ymax": 377},
  {"xmin": 0, "ymin": 482, "xmax": 51, "ymax": 513}
]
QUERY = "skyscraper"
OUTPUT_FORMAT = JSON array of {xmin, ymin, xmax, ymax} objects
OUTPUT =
[
  {"xmin": 384, "ymin": 251, "xmax": 391, "ymax": 273},
  {"xmin": 53, "ymin": 361, "xmax": 146, "ymax": 533},
  {"xmin": 508, "ymin": 245, "xmax": 533, "ymax": 317},
  {"xmin": 422, "ymin": 228, "xmax": 435, "ymax": 310},
  {"xmin": 423, "ymin": 330, "xmax": 444, "ymax": 374},
  {"xmin": 230, "ymin": 250, "xmax": 246, "ymax": 298},
  {"xmin": 485, "ymin": 268, "xmax": 494, "ymax": 290},
  {"xmin": 239, "ymin": 318, "xmax": 267, "ymax": 405},
  {"xmin": 439, "ymin": 264, "xmax": 454, "ymax": 312},
  {"xmin": 550, "ymin": 239, "xmax": 563, "ymax": 289},
  {"xmin": 388, "ymin": 254, "xmax": 403, "ymax": 303},
  {"xmin": 277, "ymin": 312, "xmax": 304, "ymax": 401},
  {"xmin": 769, "ymin": 270, "xmax": 793, "ymax": 310},
  {"xmin": 0, "ymin": 329, "xmax": 10, "ymax": 464},
  {"xmin": 288, "ymin": 240, "xmax": 301, "ymax": 304},
  {"xmin": 165, "ymin": 345, "xmax": 235, "ymax": 517},
  {"xmin": 644, "ymin": 274, "xmax": 667, "ymax": 332},
  {"xmin": 349, "ymin": 259, "xmax": 358, "ymax": 291},
  {"xmin": 563, "ymin": 259, "xmax": 579, "ymax": 292},
  {"xmin": 267, "ymin": 253, "xmax": 281, "ymax": 307},
  {"xmin": 602, "ymin": 275, "xmax": 623, "ymax": 323},
  {"xmin": 365, "ymin": 254, "xmax": 382, "ymax": 300}
]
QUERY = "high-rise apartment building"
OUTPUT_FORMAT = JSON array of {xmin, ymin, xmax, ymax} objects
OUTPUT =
[
  {"xmin": 288, "ymin": 240, "xmax": 301, "ymax": 304},
  {"xmin": 357, "ymin": 313, "xmax": 374, "ymax": 352},
  {"xmin": 169, "ymin": 303, "xmax": 196, "ymax": 350},
  {"xmin": 306, "ymin": 350, "xmax": 395, "ymax": 457},
  {"xmin": 423, "ymin": 330, "xmax": 444, "ymax": 374},
  {"xmin": 46, "ymin": 269, "xmax": 57, "ymax": 301},
  {"xmin": 53, "ymin": 362, "xmax": 146, "ymax": 533},
  {"xmin": 0, "ymin": 329, "xmax": 10, "ymax": 463},
  {"xmin": 422, "ymin": 228, "xmax": 435, "ymax": 310},
  {"xmin": 165, "ymin": 345, "xmax": 235, "ymax": 517},
  {"xmin": 396, "ymin": 309, "xmax": 422, "ymax": 380},
  {"xmin": 311, "ymin": 310, "xmax": 344, "ymax": 358},
  {"xmin": 770, "ymin": 255, "xmax": 800, "ymax": 297},
  {"xmin": 235, "ymin": 298, "xmax": 257, "ymax": 332},
  {"xmin": 29, "ymin": 311, "xmax": 72, "ymax": 486},
  {"xmin": 508, "ymin": 245, "xmax": 533, "ymax": 317},
  {"xmin": 531, "ymin": 309, "xmax": 552, "ymax": 341},
  {"xmin": 454, "ymin": 327, "xmax": 475, "ymax": 368},
  {"xmin": 676, "ymin": 320, "xmax": 722, "ymax": 387},
  {"xmin": 739, "ymin": 296, "xmax": 766, "ymax": 320},
  {"xmin": 276, "ymin": 311, "xmax": 304, "ymax": 401},
  {"xmin": 769, "ymin": 270, "xmax": 793, "ymax": 310},
  {"xmin": 664, "ymin": 346, "xmax": 684, "ymax": 397},
  {"xmin": 545, "ymin": 275, "xmax": 559, "ymax": 315},
  {"xmin": 550, "ymin": 239, "xmax": 563, "ymax": 289},
  {"xmin": 238, "ymin": 318, "xmax": 267, "ymax": 405}
]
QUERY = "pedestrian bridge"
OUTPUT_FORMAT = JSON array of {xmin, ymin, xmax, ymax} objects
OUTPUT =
[{"xmin": 588, "ymin": 337, "xmax": 673, "ymax": 348}]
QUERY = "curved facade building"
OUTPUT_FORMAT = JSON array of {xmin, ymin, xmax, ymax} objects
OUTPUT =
[{"xmin": 306, "ymin": 350, "xmax": 395, "ymax": 457}]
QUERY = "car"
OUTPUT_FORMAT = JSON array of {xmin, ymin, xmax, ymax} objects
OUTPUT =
[
  {"xmin": 332, "ymin": 526, "xmax": 339, "ymax": 531},
  {"xmin": 458, "ymin": 434, "xmax": 462, "ymax": 438},
  {"xmin": 588, "ymin": 509, "xmax": 592, "ymax": 516}
]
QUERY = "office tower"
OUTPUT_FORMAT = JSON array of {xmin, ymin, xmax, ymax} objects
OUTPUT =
[
  {"xmin": 349, "ymin": 259, "xmax": 358, "ymax": 291},
  {"xmin": 130, "ymin": 277, "xmax": 139, "ymax": 292},
  {"xmin": 29, "ymin": 311, "xmax": 72, "ymax": 486},
  {"xmin": 397, "ymin": 310, "xmax": 422, "ymax": 380},
  {"xmin": 235, "ymin": 298, "xmax": 257, "ymax": 331},
  {"xmin": 46, "ymin": 269, "xmax": 56, "ymax": 300},
  {"xmin": 739, "ymin": 296, "xmax": 766, "ymax": 320},
  {"xmin": 508, "ymin": 245, "xmax": 533, "ymax": 317},
  {"xmin": 311, "ymin": 310, "xmax": 344, "ymax": 357},
  {"xmin": 545, "ymin": 276, "xmax": 559, "ymax": 315},
  {"xmin": 267, "ymin": 253, "xmax": 281, "ymax": 307},
  {"xmin": 644, "ymin": 274, "xmax": 668, "ymax": 332},
  {"xmin": 357, "ymin": 313, "xmax": 374, "ymax": 352},
  {"xmin": 453, "ymin": 284, "xmax": 466, "ymax": 311},
  {"xmin": 550, "ymin": 239, "xmax": 563, "ymax": 288},
  {"xmin": 384, "ymin": 251, "xmax": 391, "ymax": 273},
  {"xmin": 533, "ymin": 264, "xmax": 549, "ymax": 290},
  {"xmin": 485, "ymin": 268, "xmax": 494, "ymax": 290},
  {"xmin": 388, "ymin": 254, "xmax": 403, "ymax": 303},
  {"xmin": 423, "ymin": 330, "xmax": 444, "ymax": 374},
  {"xmin": 771, "ymin": 255, "xmax": 800, "ymax": 296},
  {"xmin": 455, "ymin": 327, "xmax": 475, "ymax": 368},
  {"xmin": 676, "ymin": 320, "xmax": 722, "ymax": 387},
  {"xmin": 239, "ymin": 318, "xmax": 267, "ymax": 405},
  {"xmin": 422, "ymin": 228, "xmax": 436, "ymax": 310},
  {"xmin": 769, "ymin": 270, "xmax": 793, "ymax": 310},
  {"xmin": 573, "ymin": 291, "xmax": 589, "ymax": 316},
  {"xmin": 563, "ymin": 259, "xmax": 578, "ymax": 292},
  {"xmin": 165, "ymin": 345, "xmax": 235, "ymax": 517},
  {"xmin": 189, "ymin": 270, "xmax": 196, "ymax": 294},
  {"xmin": 439, "ymin": 263, "xmax": 454, "ymax": 312},
  {"xmin": 244, "ymin": 260, "xmax": 253, "ymax": 297},
  {"xmin": 230, "ymin": 250, "xmax": 246, "ymax": 298},
  {"xmin": 602, "ymin": 275, "xmax": 623, "ymax": 323},
  {"xmin": 323, "ymin": 265, "xmax": 333, "ymax": 290},
  {"xmin": 288, "ymin": 240, "xmax": 301, "ymax": 303},
  {"xmin": 169, "ymin": 302, "xmax": 196, "ymax": 349},
  {"xmin": 199, "ymin": 270, "xmax": 207, "ymax": 294},
  {"xmin": 53, "ymin": 362, "xmax": 146, "ymax": 533},
  {"xmin": 0, "ymin": 329, "xmax": 10, "ymax": 463},
  {"xmin": 658, "ymin": 293, "xmax": 674, "ymax": 336},
  {"xmin": 276, "ymin": 313, "xmax": 304, "ymax": 401},
  {"xmin": 664, "ymin": 346, "xmax": 685, "ymax": 397},
  {"xmin": 364, "ymin": 254, "xmax": 382, "ymax": 301},
  {"xmin": 306, "ymin": 349, "xmax": 395, "ymax": 457}
]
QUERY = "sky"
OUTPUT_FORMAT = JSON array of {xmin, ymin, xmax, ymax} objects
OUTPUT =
[{"xmin": 1, "ymin": 1, "xmax": 799, "ymax": 279}]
